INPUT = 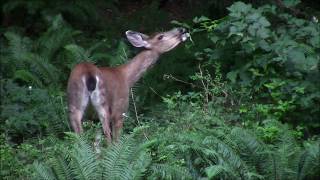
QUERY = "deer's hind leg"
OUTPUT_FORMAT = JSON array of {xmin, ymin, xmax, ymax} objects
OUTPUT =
[
  {"xmin": 112, "ymin": 114, "xmax": 123, "ymax": 142},
  {"xmin": 90, "ymin": 80, "xmax": 111, "ymax": 143},
  {"xmin": 67, "ymin": 80, "xmax": 90, "ymax": 134}
]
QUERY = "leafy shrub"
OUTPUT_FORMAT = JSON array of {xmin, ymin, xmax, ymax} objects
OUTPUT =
[
  {"xmin": 0, "ymin": 133, "xmax": 42, "ymax": 179},
  {"xmin": 1, "ymin": 1, "xmax": 319, "ymax": 179},
  {"xmin": 186, "ymin": 1, "xmax": 320, "ymax": 132},
  {"xmin": 149, "ymin": 90, "xmax": 320, "ymax": 179},
  {"xmin": 0, "ymin": 80, "xmax": 69, "ymax": 139}
]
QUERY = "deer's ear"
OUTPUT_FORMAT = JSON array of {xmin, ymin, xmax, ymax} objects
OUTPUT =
[{"xmin": 125, "ymin": 31, "xmax": 151, "ymax": 48}]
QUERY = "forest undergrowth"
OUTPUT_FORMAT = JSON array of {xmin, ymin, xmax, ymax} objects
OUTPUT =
[{"xmin": 1, "ymin": 0, "xmax": 319, "ymax": 179}]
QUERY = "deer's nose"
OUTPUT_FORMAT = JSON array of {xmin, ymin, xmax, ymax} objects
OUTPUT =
[{"xmin": 178, "ymin": 27, "xmax": 186, "ymax": 33}]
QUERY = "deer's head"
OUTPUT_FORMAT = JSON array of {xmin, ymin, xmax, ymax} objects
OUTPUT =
[{"xmin": 126, "ymin": 28, "xmax": 189, "ymax": 53}]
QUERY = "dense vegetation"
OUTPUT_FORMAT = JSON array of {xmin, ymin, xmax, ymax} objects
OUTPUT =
[{"xmin": 1, "ymin": 0, "xmax": 319, "ymax": 179}]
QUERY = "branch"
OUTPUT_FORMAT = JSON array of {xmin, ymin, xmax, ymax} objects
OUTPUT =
[{"xmin": 274, "ymin": 0, "xmax": 308, "ymax": 19}]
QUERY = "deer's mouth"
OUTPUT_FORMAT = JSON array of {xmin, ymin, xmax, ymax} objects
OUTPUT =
[{"xmin": 180, "ymin": 32, "xmax": 190, "ymax": 42}]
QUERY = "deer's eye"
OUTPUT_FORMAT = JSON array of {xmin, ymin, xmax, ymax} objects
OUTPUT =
[{"xmin": 158, "ymin": 35, "xmax": 164, "ymax": 40}]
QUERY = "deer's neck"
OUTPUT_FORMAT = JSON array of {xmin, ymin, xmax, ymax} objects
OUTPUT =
[{"xmin": 121, "ymin": 50, "xmax": 160, "ymax": 87}]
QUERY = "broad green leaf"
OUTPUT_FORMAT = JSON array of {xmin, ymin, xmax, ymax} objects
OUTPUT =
[
  {"xmin": 193, "ymin": 16, "xmax": 210, "ymax": 23},
  {"xmin": 259, "ymin": 40, "xmax": 271, "ymax": 51},
  {"xmin": 228, "ymin": 2, "xmax": 252, "ymax": 15},
  {"xmin": 227, "ymin": 71, "xmax": 238, "ymax": 83},
  {"xmin": 283, "ymin": 0, "xmax": 301, "ymax": 7},
  {"xmin": 246, "ymin": 13, "xmax": 260, "ymax": 21},
  {"xmin": 258, "ymin": 17, "xmax": 271, "ymax": 27},
  {"xmin": 257, "ymin": 27, "xmax": 270, "ymax": 39}
]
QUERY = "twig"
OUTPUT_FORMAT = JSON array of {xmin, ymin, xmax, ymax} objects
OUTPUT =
[
  {"xmin": 149, "ymin": 87, "xmax": 163, "ymax": 98},
  {"xmin": 130, "ymin": 88, "xmax": 149, "ymax": 140},
  {"xmin": 163, "ymin": 74, "xmax": 196, "ymax": 88},
  {"xmin": 198, "ymin": 64, "xmax": 209, "ymax": 106},
  {"xmin": 60, "ymin": 96, "xmax": 71, "ymax": 131},
  {"xmin": 274, "ymin": 0, "xmax": 308, "ymax": 19}
]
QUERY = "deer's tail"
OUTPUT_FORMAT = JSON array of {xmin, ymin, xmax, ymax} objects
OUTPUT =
[{"xmin": 86, "ymin": 74, "xmax": 97, "ymax": 92}]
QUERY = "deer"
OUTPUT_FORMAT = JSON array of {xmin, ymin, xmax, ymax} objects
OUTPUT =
[{"xmin": 67, "ymin": 27, "xmax": 189, "ymax": 143}]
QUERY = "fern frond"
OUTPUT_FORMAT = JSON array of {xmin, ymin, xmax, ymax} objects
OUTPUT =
[
  {"xmin": 262, "ymin": 137, "xmax": 300, "ymax": 179},
  {"xmin": 108, "ymin": 41, "xmax": 130, "ymax": 66},
  {"xmin": 102, "ymin": 136, "xmax": 136, "ymax": 179},
  {"xmin": 50, "ymin": 154, "xmax": 73, "ymax": 180},
  {"xmin": 203, "ymin": 135, "xmax": 253, "ymax": 179},
  {"xmin": 205, "ymin": 165, "xmax": 230, "ymax": 179},
  {"xmin": 14, "ymin": 69, "xmax": 44, "ymax": 88},
  {"xmin": 65, "ymin": 44, "xmax": 96, "ymax": 68},
  {"xmin": 38, "ymin": 15, "xmax": 77, "ymax": 61},
  {"xmin": 33, "ymin": 161, "xmax": 57, "ymax": 180},
  {"xmin": 4, "ymin": 31, "xmax": 32, "ymax": 63},
  {"xmin": 297, "ymin": 139, "xmax": 320, "ymax": 180},
  {"xmin": 68, "ymin": 135, "xmax": 100, "ymax": 180},
  {"xmin": 229, "ymin": 127, "xmax": 266, "ymax": 175},
  {"xmin": 24, "ymin": 53, "xmax": 59, "ymax": 86},
  {"xmin": 101, "ymin": 135, "xmax": 152, "ymax": 180},
  {"xmin": 149, "ymin": 163, "xmax": 191, "ymax": 180}
]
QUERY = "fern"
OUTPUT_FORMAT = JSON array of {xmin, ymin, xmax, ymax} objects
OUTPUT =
[
  {"xmin": 50, "ymin": 155, "xmax": 73, "ymax": 180},
  {"xmin": 38, "ymin": 14, "xmax": 79, "ymax": 61},
  {"xmin": 33, "ymin": 132, "xmax": 153, "ymax": 180},
  {"xmin": 25, "ymin": 53, "xmax": 59, "ymax": 85},
  {"xmin": 102, "ymin": 136, "xmax": 151, "ymax": 179},
  {"xmin": 149, "ymin": 163, "xmax": 191, "ymax": 180},
  {"xmin": 4, "ymin": 31, "xmax": 60, "ymax": 87},
  {"xmin": 3, "ymin": 0, "xmax": 99, "ymax": 24},
  {"xmin": 107, "ymin": 41, "xmax": 130, "ymax": 66},
  {"xmin": 34, "ymin": 161, "xmax": 56, "ymax": 180},
  {"xmin": 55, "ymin": 0, "xmax": 99, "ymax": 23},
  {"xmin": 229, "ymin": 127, "xmax": 266, "ymax": 176},
  {"xmin": 14, "ymin": 69, "xmax": 44, "ymax": 88},
  {"xmin": 202, "ymin": 135, "xmax": 253, "ymax": 179},
  {"xmin": 4, "ymin": 32, "xmax": 32, "ymax": 64},
  {"xmin": 65, "ymin": 44, "xmax": 96, "ymax": 68},
  {"xmin": 297, "ymin": 139, "xmax": 320, "ymax": 179}
]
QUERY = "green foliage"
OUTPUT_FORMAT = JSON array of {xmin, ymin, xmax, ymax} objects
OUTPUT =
[
  {"xmin": 32, "ymin": 131, "xmax": 185, "ymax": 180},
  {"xmin": 0, "ymin": 133, "xmax": 42, "ymax": 179},
  {"xmin": 1, "ymin": 0, "xmax": 319, "ymax": 179},
  {"xmin": 189, "ymin": 1, "xmax": 320, "ymax": 131},
  {"xmin": 0, "ymin": 80, "xmax": 69, "ymax": 139},
  {"xmin": 150, "ymin": 91, "xmax": 320, "ymax": 179}
]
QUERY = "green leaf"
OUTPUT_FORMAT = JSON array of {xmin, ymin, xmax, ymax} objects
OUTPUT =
[
  {"xmin": 257, "ymin": 27, "xmax": 270, "ymax": 39},
  {"xmin": 287, "ymin": 49, "xmax": 318, "ymax": 71},
  {"xmin": 283, "ymin": 0, "xmax": 301, "ymax": 7},
  {"xmin": 259, "ymin": 40, "xmax": 271, "ymax": 51},
  {"xmin": 246, "ymin": 13, "xmax": 260, "ymax": 21},
  {"xmin": 170, "ymin": 20, "xmax": 191, "ymax": 29},
  {"xmin": 227, "ymin": 70, "xmax": 238, "ymax": 83},
  {"xmin": 258, "ymin": 17, "xmax": 271, "ymax": 27},
  {"xmin": 193, "ymin": 16, "xmax": 210, "ymax": 23},
  {"xmin": 228, "ymin": 2, "xmax": 252, "ymax": 16}
]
